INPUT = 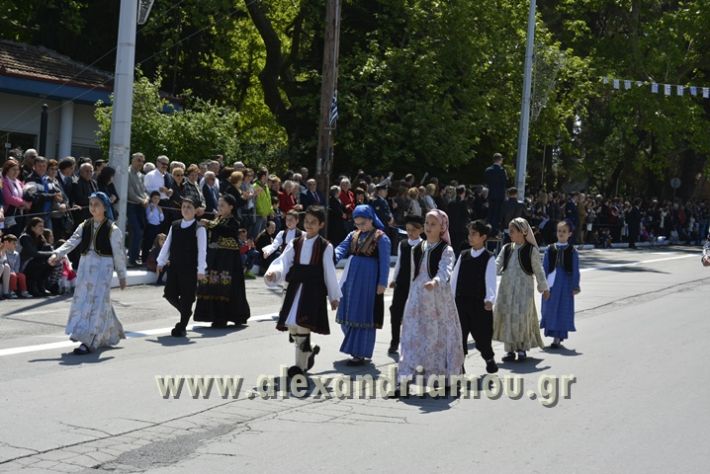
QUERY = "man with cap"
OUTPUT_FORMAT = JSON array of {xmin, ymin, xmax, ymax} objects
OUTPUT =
[{"xmin": 372, "ymin": 182, "xmax": 394, "ymax": 228}]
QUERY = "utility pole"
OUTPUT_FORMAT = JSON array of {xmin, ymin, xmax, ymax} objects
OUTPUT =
[
  {"xmin": 515, "ymin": 0, "xmax": 536, "ymax": 201},
  {"xmin": 108, "ymin": 0, "xmax": 154, "ymax": 234},
  {"xmin": 108, "ymin": 0, "xmax": 138, "ymax": 233},
  {"xmin": 315, "ymin": 0, "xmax": 341, "ymax": 236}
]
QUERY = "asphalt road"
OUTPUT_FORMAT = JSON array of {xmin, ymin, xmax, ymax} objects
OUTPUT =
[{"xmin": 0, "ymin": 247, "xmax": 708, "ymax": 473}]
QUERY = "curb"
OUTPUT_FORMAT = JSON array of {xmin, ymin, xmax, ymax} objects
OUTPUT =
[{"xmin": 115, "ymin": 241, "xmax": 678, "ymax": 288}]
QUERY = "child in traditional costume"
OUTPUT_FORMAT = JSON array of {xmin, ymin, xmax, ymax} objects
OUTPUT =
[
  {"xmin": 157, "ymin": 197, "xmax": 207, "ymax": 337},
  {"xmin": 334, "ymin": 204, "xmax": 391, "ymax": 365},
  {"xmin": 194, "ymin": 194, "xmax": 251, "ymax": 328},
  {"xmin": 493, "ymin": 217, "xmax": 550, "ymax": 362},
  {"xmin": 265, "ymin": 206, "xmax": 341, "ymax": 377},
  {"xmin": 398, "ymin": 210, "xmax": 464, "ymax": 387},
  {"xmin": 48, "ymin": 192, "xmax": 127, "ymax": 355},
  {"xmin": 451, "ymin": 220, "xmax": 498, "ymax": 373},
  {"xmin": 541, "ymin": 220, "xmax": 581, "ymax": 348},
  {"xmin": 261, "ymin": 209, "xmax": 302, "ymax": 262},
  {"xmin": 388, "ymin": 215, "xmax": 423, "ymax": 354}
]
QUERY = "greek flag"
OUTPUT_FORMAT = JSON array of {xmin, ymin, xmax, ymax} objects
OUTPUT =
[{"xmin": 328, "ymin": 91, "xmax": 338, "ymax": 127}]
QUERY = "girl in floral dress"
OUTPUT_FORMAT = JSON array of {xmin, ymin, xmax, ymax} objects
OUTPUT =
[
  {"xmin": 399, "ymin": 209, "xmax": 464, "ymax": 387},
  {"xmin": 49, "ymin": 192, "xmax": 127, "ymax": 355}
]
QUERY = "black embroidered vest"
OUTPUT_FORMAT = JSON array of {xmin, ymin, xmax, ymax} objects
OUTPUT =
[
  {"xmin": 78, "ymin": 219, "xmax": 113, "ymax": 256},
  {"xmin": 395, "ymin": 240, "xmax": 415, "ymax": 289},
  {"xmin": 547, "ymin": 244, "xmax": 574, "ymax": 275},
  {"xmin": 412, "ymin": 241, "xmax": 446, "ymax": 280},
  {"xmin": 169, "ymin": 220, "xmax": 198, "ymax": 271},
  {"xmin": 502, "ymin": 242, "xmax": 534, "ymax": 275},
  {"xmin": 456, "ymin": 249, "xmax": 492, "ymax": 301}
]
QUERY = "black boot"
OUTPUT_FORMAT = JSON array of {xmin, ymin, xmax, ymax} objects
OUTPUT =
[{"xmin": 171, "ymin": 323, "xmax": 187, "ymax": 337}]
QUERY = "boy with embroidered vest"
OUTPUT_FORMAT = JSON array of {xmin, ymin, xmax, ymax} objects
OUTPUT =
[
  {"xmin": 451, "ymin": 220, "xmax": 498, "ymax": 373},
  {"xmin": 265, "ymin": 206, "xmax": 341, "ymax": 377},
  {"xmin": 157, "ymin": 197, "xmax": 207, "ymax": 337},
  {"xmin": 387, "ymin": 215, "xmax": 424, "ymax": 354},
  {"xmin": 493, "ymin": 217, "xmax": 550, "ymax": 362},
  {"xmin": 541, "ymin": 220, "xmax": 581, "ymax": 348}
]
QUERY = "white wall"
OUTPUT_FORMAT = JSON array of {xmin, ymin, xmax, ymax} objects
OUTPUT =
[{"xmin": 0, "ymin": 92, "xmax": 100, "ymax": 158}]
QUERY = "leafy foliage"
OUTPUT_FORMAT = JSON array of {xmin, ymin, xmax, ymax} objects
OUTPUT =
[{"xmin": 3, "ymin": 0, "xmax": 710, "ymax": 197}]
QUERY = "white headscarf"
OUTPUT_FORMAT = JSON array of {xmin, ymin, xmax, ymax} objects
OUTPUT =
[{"xmin": 509, "ymin": 217, "xmax": 538, "ymax": 247}]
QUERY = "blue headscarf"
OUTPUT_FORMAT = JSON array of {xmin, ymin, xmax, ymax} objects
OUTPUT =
[
  {"xmin": 89, "ymin": 192, "xmax": 114, "ymax": 221},
  {"xmin": 352, "ymin": 204, "xmax": 384, "ymax": 230}
]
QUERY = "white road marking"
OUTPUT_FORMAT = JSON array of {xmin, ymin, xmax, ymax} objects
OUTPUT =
[{"xmin": 0, "ymin": 252, "xmax": 700, "ymax": 358}]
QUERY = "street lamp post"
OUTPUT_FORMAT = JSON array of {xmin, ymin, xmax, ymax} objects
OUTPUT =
[
  {"xmin": 515, "ymin": 0, "xmax": 536, "ymax": 201},
  {"xmin": 108, "ymin": 0, "xmax": 154, "ymax": 234}
]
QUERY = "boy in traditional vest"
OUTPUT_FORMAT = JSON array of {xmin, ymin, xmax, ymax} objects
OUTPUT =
[
  {"xmin": 451, "ymin": 220, "xmax": 498, "ymax": 373},
  {"xmin": 387, "ymin": 215, "xmax": 424, "ymax": 354},
  {"xmin": 261, "ymin": 209, "xmax": 302, "ymax": 262},
  {"xmin": 265, "ymin": 206, "xmax": 341, "ymax": 377},
  {"xmin": 157, "ymin": 197, "xmax": 207, "ymax": 337}
]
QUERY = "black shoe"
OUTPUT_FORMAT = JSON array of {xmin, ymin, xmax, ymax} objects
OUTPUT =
[
  {"xmin": 516, "ymin": 351, "xmax": 527, "ymax": 361},
  {"xmin": 306, "ymin": 345, "xmax": 320, "ymax": 371},
  {"xmin": 485, "ymin": 359, "xmax": 499, "ymax": 374},
  {"xmin": 388, "ymin": 342, "xmax": 398, "ymax": 354},
  {"xmin": 287, "ymin": 365, "xmax": 304, "ymax": 378},
  {"xmin": 346, "ymin": 357, "xmax": 366, "ymax": 366},
  {"xmin": 549, "ymin": 342, "xmax": 561, "ymax": 349},
  {"xmin": 501, "ymin": 352, "xmax": 516, "ymax": 362},
  {"xmin": 171, "ymin": 324, "xmax": 187, "ymax": 337},
  {"xmin": 211, "ymin": 322, "xmax": 228, "ymax": 329},
  {"xmin": 73, "ymin": 343, "xmax": 91, "ymax": 355}
]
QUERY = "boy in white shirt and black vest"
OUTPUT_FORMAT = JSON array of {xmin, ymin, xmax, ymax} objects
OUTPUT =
[
  {"xmin": 157, "ymin": 197, "xmax": 207, "ymax": 337},
  {"xmin": 387, "ymin": 215, "xmax": 424, "ymax": 354},
  {"xmin": 451, "ymin": 220, "xmax": 499, "ymax": 374},
  {"xmin": 261, "ymin": 209, "xmax": 302, "ymax": 262},
  {"xmin": 265, "ymin": 206, "xmax": 341, "ymax": 378}
]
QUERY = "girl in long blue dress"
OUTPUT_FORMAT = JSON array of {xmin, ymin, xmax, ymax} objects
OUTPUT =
[
  {"xmin": 540, "ymin": 220, "xmax": 581, "ymax": 348},
  {"xmin": 334, "ymin": 204, "xmax": 391, "ymax": 365}
]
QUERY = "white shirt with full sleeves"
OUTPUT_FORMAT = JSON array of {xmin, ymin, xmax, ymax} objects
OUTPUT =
[
  {"xmin": 264, "ymin": 235, "xmax": 342, "ymax": 327},
  {"xmin": 262, "ymin": 228, "xmax": 300, "ymax": 257},
  {"xmin": 450, "ymin": 247, "xmax": 497, "ymax": 304},
  {"xmin": 156, "ymin": 219, "xmax": 207, "ymax": 274}
]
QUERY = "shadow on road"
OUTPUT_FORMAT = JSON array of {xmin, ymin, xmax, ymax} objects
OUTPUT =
[
  {"xmin": 396, "ymin": 392, "xmax": 458, "ymax": 413},
  {"xmin": 146, "ymin": 336, "xmax": 197, "ymax": 347},
  {"xmin": 28, "ymin": 346, "xmax": 121, "ymax": 365},
  {"xmin": 498, "ymin": 356, "xmax": 550, "ymax": 374},
  {"xmin": 593, "ymin": 265, "xmax": 669, "ymax": 274},
  {"xmin": 310, "ymin": 359, "xmax": 383, "ymax": 379},
  {"xmin": 543, "ymin": 346, "xmax": 582, "ymax": 357},
  {"xmin": 191, "ymin": 324, "xmax": 248, "ymax": 338}
]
